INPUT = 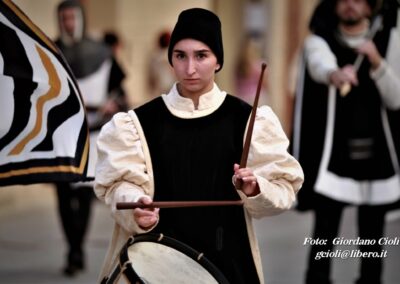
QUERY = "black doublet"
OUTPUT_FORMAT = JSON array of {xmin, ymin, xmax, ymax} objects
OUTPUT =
[
  {"xmin": 293, "ymin": 13, "xmax": 400, "ymax": 211},
  {"xmin": 325, "ymin": 30, "xmax": 394, "ymax": 180},
  {"xmin": 135, "ymin": 95, "xmax": 260, "ymax": 283}
]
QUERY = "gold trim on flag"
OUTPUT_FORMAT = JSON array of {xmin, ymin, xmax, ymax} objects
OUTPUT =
[
  {"xmin": 0, "ymin": 135, "xmax": 89, "ymax": 178},
  {"xmin": 9, "ymin": 45, "xmax": 61, "ymax": 156}
]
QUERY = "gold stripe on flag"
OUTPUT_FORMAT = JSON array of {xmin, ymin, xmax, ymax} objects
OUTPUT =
[{"xmin": 9, "ymin": 45, "xmax": 61, "ymax": 156}]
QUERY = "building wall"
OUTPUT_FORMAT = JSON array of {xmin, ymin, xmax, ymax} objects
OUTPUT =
[{"xmin": 13, "ymin": 0, "xmax": 60, "ymax": 39}]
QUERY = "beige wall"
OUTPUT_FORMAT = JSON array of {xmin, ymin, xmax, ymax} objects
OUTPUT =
[
  {"xmin": 11, "ymin": 0, "xmax": 319, "ymax": 130},
  {"xmin": 13, "ymin": 0, "xmax": 60, "ymax": 39},
  {"xmin": 213, "ymin": 0, "xmax": 245, "ymax": 97},
  {"xmin": 267, "ymin": 0, "xmax": 287, "ymax": 121},
  {"xmin": 270, "ymin": 0, "xmax": 319, "ymax": 131}
]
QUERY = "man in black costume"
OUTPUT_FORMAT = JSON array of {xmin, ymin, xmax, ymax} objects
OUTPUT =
[
  {"xmin": 54, "ymin": 0, "xmax": 126, "ymax": 276},
  {"xmin": 291, "ymin": 0, "xmax": 400, "ymax": 283}
]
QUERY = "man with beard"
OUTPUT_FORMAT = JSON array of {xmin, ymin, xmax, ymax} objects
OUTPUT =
[{"xmin": 291, "ymin": 0, "xmax": 400, "ymax": 283}]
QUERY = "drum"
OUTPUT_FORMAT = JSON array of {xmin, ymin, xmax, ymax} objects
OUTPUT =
[{"xmin": 102, "ymin": 233, "xmax": 229, "ymax": 284}]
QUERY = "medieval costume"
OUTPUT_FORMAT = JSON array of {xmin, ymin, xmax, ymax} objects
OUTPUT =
[
  {"xmin": 95, "ymin": 84, "xmax": 303, "ymax": 283},
  {"xmin": 55, "ymin": 0, "xmax": 126, "ymax": 276},
  {"xmin": 291, "ymin": 0, "xmax": 400, "ymax": 283},
  {"xmin": 95, "ymin": 8, "xmax": 303, "ymax": 284}
]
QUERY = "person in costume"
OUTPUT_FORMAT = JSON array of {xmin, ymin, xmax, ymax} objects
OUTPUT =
[
  {"xmin": 147, "ymin": 30, "xmax": 176, "ymax": 99},
  {"xmin": 291, "ymin": 0, "xmax": 400, "ymax": 283},
  {"xmin": 54, "ymin": 0, "xmax": 126, "ymax": 276},
  {"xmin": 94, "ymin": 8, "xmax": 303, "ymax": 283}
]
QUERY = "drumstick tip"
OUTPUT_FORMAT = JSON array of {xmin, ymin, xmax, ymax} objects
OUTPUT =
[{"xmin": 261, "ymin": 62, "xmax": 267, "ymax": 70}]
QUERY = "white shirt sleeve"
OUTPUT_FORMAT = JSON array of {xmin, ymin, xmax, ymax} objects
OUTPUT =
[
  {"xmin": 94, "ymin": 112, "xmax": 152, "ymax": 235},
  {"xmin": 371, "ymin": 28, "xmax": 400, "ymax": 109},
  {"xmin": 240, "ymin": 106, "xmax": 304, "ymax": 218},
  {"xmin": 304, "ymin": 34, "xmax": 338, "ymax": 85}
]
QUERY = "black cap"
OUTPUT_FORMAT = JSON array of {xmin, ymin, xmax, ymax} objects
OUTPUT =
[
  {"xmin": 309, "ymin": 0, "xmax": 381, "ymax": 35},
  {"xmin": 168, "ymin": 8, "xmax": 224, "ymax": 72}
]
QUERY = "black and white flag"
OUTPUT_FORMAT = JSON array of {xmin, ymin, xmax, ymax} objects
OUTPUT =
[{"xmin": 0, "ymin": 0, "xmax": 90, "ymax": 186}]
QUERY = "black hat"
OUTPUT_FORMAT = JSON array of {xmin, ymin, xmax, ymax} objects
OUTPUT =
[
  {"xmin": 168, "ymin": 8, "xmax": 224, "ymax": 72},
  {"xmin": 309, "ymin": 0, "xmax": 382, "ymax": 36}
]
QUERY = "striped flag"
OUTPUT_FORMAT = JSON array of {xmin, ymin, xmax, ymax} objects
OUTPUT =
[{"xmin": 0, "ymin": 0, "xmax": 90, "ymax": 186}]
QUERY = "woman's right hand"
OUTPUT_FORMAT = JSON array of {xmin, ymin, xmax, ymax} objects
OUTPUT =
[{"xmin": 133, "ymin": 196, "xmax": 160, "ymax": 230}]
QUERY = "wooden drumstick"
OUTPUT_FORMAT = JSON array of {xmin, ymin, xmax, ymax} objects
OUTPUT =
[
  {"xmin": 116, "ymin": 200, "xmax": 244, "ymax": 210},
  {"xmin": 239, "ymin": 62, "xmax": 267, "ymax": 168},
  {"xmin": 234, "ymin": 62, "xmax": 267, "ymax": 190}
]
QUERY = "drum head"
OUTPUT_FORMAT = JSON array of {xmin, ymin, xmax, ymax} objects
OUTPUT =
[{"xmin": 124, "ymin": 233, "xmax": 229, "ymax": 284}]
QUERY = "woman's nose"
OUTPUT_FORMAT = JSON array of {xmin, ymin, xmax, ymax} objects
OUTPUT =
[{"xmin": 186, "ymin": 58, "xmax": 196, "ymax": 75}]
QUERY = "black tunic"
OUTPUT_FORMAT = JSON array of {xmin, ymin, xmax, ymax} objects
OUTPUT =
[
  {"xmin": 135, "ymin": 95, "xmax": 260, "ymax": 283},
  {"xmin": 292, "ymin": 5, "xmax": 400, "ymax": 211}
]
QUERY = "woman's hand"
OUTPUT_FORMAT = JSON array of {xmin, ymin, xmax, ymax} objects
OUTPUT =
[
  {"xmin": 133, "ymin": 196, "xmax": 159, "ymax": 230},
  {"xmin": 233, "ymin": 163, "xmax": 260, "ymax": 197}
]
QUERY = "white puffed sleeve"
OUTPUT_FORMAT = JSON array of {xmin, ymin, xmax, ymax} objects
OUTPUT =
[
  {"xmin": 239, "ymin": 106, "xmax": 304, "ymax": 218},
  {"xmin": 94, "ymin": 111, "xmax": 153, "ymax": 235},
  {"xmin": 304, "ymin": 34, "xmax": 338, "ymax": 84},
  {"xmin": 371, "ymin": 28, "xmax": 400, "ymax": 110}
]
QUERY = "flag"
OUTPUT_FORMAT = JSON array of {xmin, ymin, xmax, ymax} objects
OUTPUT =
[{"xmin": 0, "ymin": 0, "xmax": 90, "ymax": 186}]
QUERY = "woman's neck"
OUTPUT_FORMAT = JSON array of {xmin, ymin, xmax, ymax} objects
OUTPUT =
[
  {"xmin": 176, "ymin": 83, "xmax": 215, "ymax": 110},
  {"xmin": 176, "ymin": 84, "xmax": 201, "ymax": 109}
]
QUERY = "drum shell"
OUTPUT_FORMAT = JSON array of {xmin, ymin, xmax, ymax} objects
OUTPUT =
[{"xmin": 102, "ymin": 233, "xmax": 230, "ymax": 284}]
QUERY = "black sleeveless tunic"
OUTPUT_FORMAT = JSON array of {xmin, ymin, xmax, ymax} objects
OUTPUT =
[
  {"xmin": 294, "ymin": 10, "xmax": 400, "ymax": 211},
  {"xmin": 135, "ymin": 95, "xmax": 260, "ymax": 283}
]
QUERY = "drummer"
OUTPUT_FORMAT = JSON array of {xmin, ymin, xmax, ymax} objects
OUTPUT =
[{"xmin": 94, "ymin": 7, "xmax": 304, "ymax": 283}]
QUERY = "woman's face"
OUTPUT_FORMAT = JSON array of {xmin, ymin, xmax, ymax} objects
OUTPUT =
[{"xmin": 171, "ymin": 39, "xmax": 220, "ymax": 99}]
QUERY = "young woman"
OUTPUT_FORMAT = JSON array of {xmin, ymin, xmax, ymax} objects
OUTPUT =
[{"xmin": 94, "ymin": 8, "xmax": 303, "ymax": 283}]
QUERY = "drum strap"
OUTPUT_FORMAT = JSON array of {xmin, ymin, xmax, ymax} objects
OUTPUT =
[
  {"xmin": 101, "ymin": 237, "xmax": 145, "ymax": 284},
  {"xmin": 100, "ymin": 265, "xmax": 122, "ymax": 284}
]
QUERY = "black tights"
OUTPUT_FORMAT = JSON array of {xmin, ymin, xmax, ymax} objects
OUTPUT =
[
  {"xmin": 305, "ymin": 196, "xmax": 387, "ymax": 284},
  {"xmin": 56, "ymin": 182, "xmax": 93, "ymax": 267}
]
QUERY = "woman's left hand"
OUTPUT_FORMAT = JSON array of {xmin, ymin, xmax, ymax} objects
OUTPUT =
[{"xmin": 233, "ymin": 163, "xmax": 260, "ymax": 197}]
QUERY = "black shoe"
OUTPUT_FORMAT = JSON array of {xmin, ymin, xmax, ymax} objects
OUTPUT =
[
  {"xmin": 63, "ymin": 263, "xmax": 81, "ymax": 277},
  {"xmin": 63, "ymin": 251, "xmax": 85, "ymax": 277}
]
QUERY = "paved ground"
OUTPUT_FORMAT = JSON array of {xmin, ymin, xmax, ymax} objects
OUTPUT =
[{"xmin": 0, "ymin": 184, "xmax": 399, "ymax": 284}]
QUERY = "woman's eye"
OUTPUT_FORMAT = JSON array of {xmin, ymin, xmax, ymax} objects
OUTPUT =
[
  {"xmin": 175, "ymin": 53, "xmax": 185, "ymax": 59},
  {"xmin": 197, "ymin": 53, "xmax": 207, "ymax": 59}
]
